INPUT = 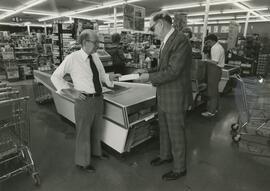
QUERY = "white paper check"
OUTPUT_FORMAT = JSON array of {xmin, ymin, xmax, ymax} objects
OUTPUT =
[{"xmin": 118, "ymin": 74, "xmax": 139, "ymax": 82}]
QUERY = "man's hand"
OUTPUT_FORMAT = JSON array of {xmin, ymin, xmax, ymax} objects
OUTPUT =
[
  {"xmin": 133, "ymin": 68, "xmax": 147, "ymax": 74},
  {"xmin": 109, "ymin": 73, "xmax": 122, "ymax": 81},
  {"xmin": 61, "ymin": 88, "xmax": 86, "ymax": 100},
  {"xmin": 134, "ymin": 73, "xmax": 149, "ymax": 83}
]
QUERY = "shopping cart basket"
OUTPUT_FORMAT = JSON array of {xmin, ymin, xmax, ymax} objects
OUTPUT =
[
  {"xmin": 231, "ymin": 75, "xmax": 270, "ymax": 143},
  {"xmin": 0, "ymin": 97, "xmax": 40, "ymax": 186},
  {"xmin": 0, "ymin": 83, "xmax": 7, "ymax": 88},
  {"xmin": 32, "ymin": 80, "xmax": 52, "ymax": 104},
  {"xmin": 0, "ymin": 91, "xmax": 20, "ymax": 101},
  {"xmin": 0, "ymin": 87, "xmax": 12, "ymax": 93}
]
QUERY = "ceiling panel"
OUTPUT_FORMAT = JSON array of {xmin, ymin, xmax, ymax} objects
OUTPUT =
[{"xmin": 0, "ymin": 0, "xmax": 270, "ymax": 25}]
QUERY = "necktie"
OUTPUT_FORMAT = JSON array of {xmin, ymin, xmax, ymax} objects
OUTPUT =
[
  {"xmin": 159, "ymin": 42, "xmax": 164, "ymax": 58},
  {"xmin": 88, "ymin": 55, "xmax": 102, "ymax": 94}
]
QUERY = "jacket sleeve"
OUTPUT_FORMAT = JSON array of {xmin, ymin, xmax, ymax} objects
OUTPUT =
[
  {"xmin": 118, "ymin": 48, "xmax": 126, "ymax": 63},
  {"xmin": 149, "ymin": 37, "xmax": 191, "ymax": 85}
]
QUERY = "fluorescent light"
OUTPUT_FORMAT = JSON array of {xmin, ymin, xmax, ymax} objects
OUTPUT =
[
  {"xmin": 233, "ymin": 2, "xmax": 269, "ymax": 21},
  {"xmin": 188, "ymin": 8, "xmax": 267, "ymax": 17},
  {"xmin": 188, "ymin": 18, "xmax": 270, "ymax": 25},
  {"xmin": 96, "ymin": 13, "xmax": 123, "ymax": 19},
  {"xmin": 208, "ymin": 16, "xmax": 235, "ymax": 20},
  {"xmin": 0, "ymin": 8, "xmax": 13, "ymax": 12},
  {"xmin": 162, "ymin": 3, "xmax": 201, "ymax": 11},
  {"xmin": 72, "ymin": 0, "xmax": 142, "ymax": 14},
  {"xmin": 68, "ymin": 15, "xmax": 115, "ymax": 22},
  {"xmin": 0, "ymin": 22, "xmax": 22, "ymax": 26},
  {"xmin": 99, "ymin": 24, "xmax": 123, "ymax": 28},
  {"xmin": 104, "ymin": 20, "xmax": 123, "ymax": 24},
  {"xmin": 39, "ymin": 15, "xmax": 62, "ymax": 22},
  {"xmin": 23, "ymin": 10, "xmax": 58, "ymax": 16},
  {"xmin": 0, "ymin": 0, "xmax": 47, "ymax": 20},
  {"xmin": 39, "ymin": 0, "xmax": 142, "ymax": 22},
  {"xmin": 162, "ymin": 0, "xmax": 249, "ymax": 11}
]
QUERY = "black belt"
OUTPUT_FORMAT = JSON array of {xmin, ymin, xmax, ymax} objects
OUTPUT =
[{"xmin": 82, "ymin": 93, "xmax": 102, "ymax": 97}]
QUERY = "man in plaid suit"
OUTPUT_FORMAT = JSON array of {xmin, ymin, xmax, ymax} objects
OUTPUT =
[{"xmin": 137, "ymin": 11, "xmax": 192, "ymax": 181}]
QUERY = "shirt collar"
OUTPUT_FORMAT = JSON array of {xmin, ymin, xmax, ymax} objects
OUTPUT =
[
  {"xmin": 80, "ymin": 48, "xmax": 90, "ymax": 61},
  {"xmin": 163, "ymin": 27, "xmax": 175, "ymax": 45}
]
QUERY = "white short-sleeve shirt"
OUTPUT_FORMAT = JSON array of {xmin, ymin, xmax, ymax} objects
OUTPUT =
[{"xmin": 211, "ymin": 42, "xmax": 225, "ymax": 68}]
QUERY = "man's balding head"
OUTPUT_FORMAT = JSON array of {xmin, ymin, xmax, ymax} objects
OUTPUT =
[
  {"xmin": 79, "ymin": 29, "xmax": 99, "ymax": 55},
  {"xmin": 78, "ymin": 29, "xmax": 98, "ymax": 46}
]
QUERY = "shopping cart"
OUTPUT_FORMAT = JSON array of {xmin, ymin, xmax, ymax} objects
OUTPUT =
[
  {"xmin": 0, "ymin": 87, "xmax": 12, "ymax": 93},
  {"xmin": 32, "ymin": 80, "xmax": 52, "ymax": 104},
  {"xmin": 0, "ymin": 91, "xmax": 20, "ymax": 101},
  {"xmin": 230, "ymin": 75, "xmax": 270, "ymax": 157},
  {"xmin": 0, "ymin": 83, "xmax": 7, "ymax": 88},
  {"xmin": 0, "ymin": 96, "xmax": 40, "ymax": 186},
  {"xmin": 231, "ymin": 74, "xmax": 270, "ymax": 142}
]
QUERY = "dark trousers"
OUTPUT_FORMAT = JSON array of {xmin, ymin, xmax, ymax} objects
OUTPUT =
[
  {"xmin": 158, "ymin": 107, "xmax": 187, "ymax": 172},
  {"xmin": 207, "ymin": 63, "xmax": 222, "ymax": 113},
  {"xmin": 74, "ymin": 96, "xmax": 103, "ymax": 166}
]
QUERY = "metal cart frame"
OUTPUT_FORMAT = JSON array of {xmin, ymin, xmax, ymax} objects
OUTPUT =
[
  {"xmin": 0, "ymin": 96, "xmax": 40, "ymax": 186},
  {"xmin": 231, "ymin": 75, "xmax": 270, "ymax": 143}
]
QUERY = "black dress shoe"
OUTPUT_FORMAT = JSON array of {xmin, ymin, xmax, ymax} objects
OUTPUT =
[
  {"xmin": 92, "ymin": 153, "xmax": 110, "ymax": 160},
  {"xmin": 162, "ymin": 170, "xmax": 187, "ymax": 181},
  {"xmin": 76, "ymin": 165, "xmax": 96, "ymax": 173},
  {"xmin": 150, "ymin": 157, "xmax": 173, "ymax": 166}
]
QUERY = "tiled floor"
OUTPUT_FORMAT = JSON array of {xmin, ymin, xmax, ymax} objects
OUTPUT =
[{"xmin": 1, "ymin": 80, "xmax": 270, "ymax": 191}]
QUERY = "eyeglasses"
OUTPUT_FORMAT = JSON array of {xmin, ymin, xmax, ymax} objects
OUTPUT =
[
  {"xmin": 86, "ymin": 39, "xmax": 99, "ymax": 46},
  {"xmin": 149, "ymin": 22, "xmax": 158, "ymax": 32}
]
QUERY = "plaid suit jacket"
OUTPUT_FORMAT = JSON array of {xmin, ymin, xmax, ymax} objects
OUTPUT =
[{"xmin": 149, "ymin": 30, "xmax": 192, "ymax": 113}]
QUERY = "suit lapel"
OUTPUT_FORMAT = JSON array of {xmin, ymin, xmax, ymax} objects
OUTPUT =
[{"xmin": 158, "ymin": 30, "xmax": 178, "ymax": 70}]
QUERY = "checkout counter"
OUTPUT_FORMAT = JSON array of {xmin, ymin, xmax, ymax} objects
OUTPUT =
[{"xmin": 33, "ymin": 70, "xmax": 157, "ymax": 154}]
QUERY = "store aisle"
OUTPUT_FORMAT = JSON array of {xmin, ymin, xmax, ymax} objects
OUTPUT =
[{"xmin": 1, "ymin": 80, "xmax": 270, "ymax": 191}]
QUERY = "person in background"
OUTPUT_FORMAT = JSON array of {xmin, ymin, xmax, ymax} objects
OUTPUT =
[
  {"xmin": 182, "ymin": 27, "xmax": 193, "ymax": 40},
  {"xmin": 136, "ymin": 11, "xmax": 192, "ymax": 181},
  {"xmin": 106, "ymin": 33, "xmax": 126, "ymax": 74},
  {"xmin": 51, "ymin": 29, "xmax": 121, "ymax": 173},
  {"xmin": 201, "ymin": 34, "xmax": 225, "ymax": 117}
]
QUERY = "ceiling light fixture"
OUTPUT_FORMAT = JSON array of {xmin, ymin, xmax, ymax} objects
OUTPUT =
[
  {"xmin": 233, "ymin": 2, "xmax": 269, "ymax": 21},
  {"xmin": 0, "ymin": 8, "xmax": 13, "ymax": 12},
  {"xmin": 23, "ymin": 10, "xmax": 58, "ymax": 16},
  {"xmin": 69, "ymin": 15, "xmax": 115, "ymax": 22},
  {"xmin": 188, "ymin": 7, "xmax": 268, "ymax": 17},
  {"xmin": 104, "ymin": 20, "xmax": 123, "ymax": 24},
  {"xmin": 162, "ymin": 0, "xmax": 249, "ymax": 11},
  {"xmin": 38, "ymin": 0, "xmax": 142, "ymax": 22},
  {"xmin": 0, "ymin": 0, "xmax": 47, "ymax": 20},
  {"xmin": 0, "ymin": 22, "xmax": 22, "ymax": 26},
  {"xmin": 188, "ymin": 18, "xmax": 270, "ymax": 25}
]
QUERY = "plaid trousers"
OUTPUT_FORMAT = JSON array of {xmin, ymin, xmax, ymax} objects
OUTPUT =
[
  {"xmin": 158, "ymin": 107, "xmax": 187, "ymax": 172},
  {"xmin": 74, "ymin": 96, "xmax": 103, "ymax": 166}
]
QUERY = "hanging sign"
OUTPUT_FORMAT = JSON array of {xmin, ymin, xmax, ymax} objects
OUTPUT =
[
  {"xmin": 227, "ymin": 21, "xmax": 239, "ymax": 50},
  {"xmin": 123, "ymin": 4, "xmax": 145, "ymax": 31}
]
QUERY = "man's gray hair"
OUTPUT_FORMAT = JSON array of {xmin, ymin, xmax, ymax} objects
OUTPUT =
[
  {"xmin": 78, "ymin": 29, "xmax": 97, "ymax": 45},
  {"xmin": 151, "ymin": 11, "xmax": 172, "ymax": 25}
]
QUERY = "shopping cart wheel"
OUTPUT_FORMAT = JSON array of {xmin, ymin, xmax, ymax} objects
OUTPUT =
[
  {"xmin": 232, "ymin": 134, "xmax": 241, "ymax": 143},
  {"xmin": 32, "ymin": 172, "xmax": 41, "ymax": 186},
  {"xmin": 231, "ymin": 123, "xmax": 239, "ymax": 131}
]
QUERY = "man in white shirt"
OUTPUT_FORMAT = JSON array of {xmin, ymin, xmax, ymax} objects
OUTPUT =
[
  {"xmin": 51, "ymin": 29, "xmax": 120, "ymax": 172},
  {"xmin": 201, "ymin": 34, "xmax": 225, "ymax": 117}
]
